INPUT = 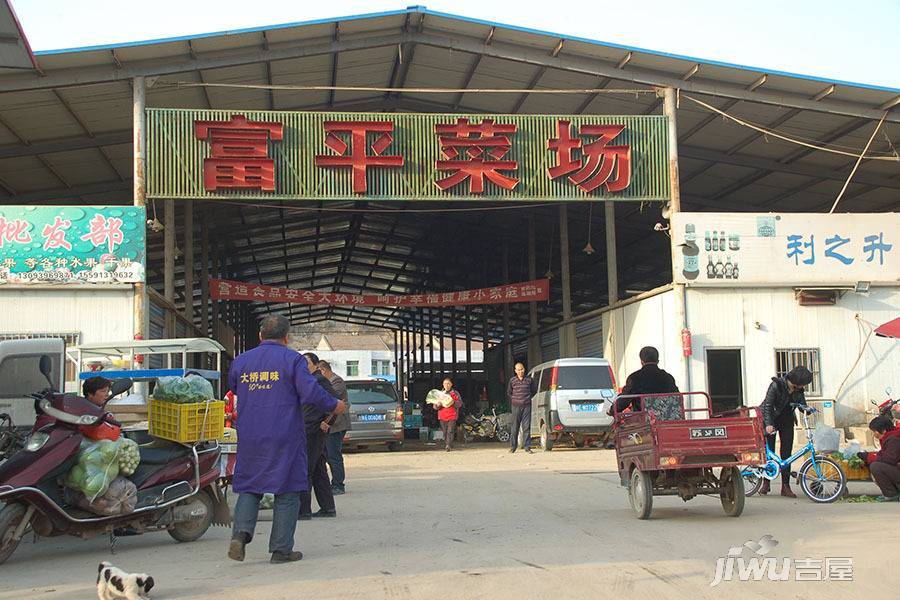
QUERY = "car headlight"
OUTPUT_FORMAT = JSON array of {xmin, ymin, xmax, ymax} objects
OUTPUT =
[{"xmin": 25, "ymin": 432, "xmax": 50, "ymax": 452}]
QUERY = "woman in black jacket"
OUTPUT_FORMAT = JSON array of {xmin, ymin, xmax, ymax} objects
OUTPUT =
[{"xmin": 760, "ymin": 366, "xmax": 813, "ymax": 497}]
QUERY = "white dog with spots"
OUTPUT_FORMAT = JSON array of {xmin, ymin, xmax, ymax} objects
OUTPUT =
[{"xmin": 97, "ymin": 561, "xmax": 155, "ymax": 600}]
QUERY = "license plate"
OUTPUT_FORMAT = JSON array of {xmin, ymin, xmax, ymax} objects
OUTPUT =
[
  {"xmin": 359, "ymin": 414, "xmax": 386, "ymax": 422},
  {"xmin": 572, "ymin": 403, "xmax": 601, "ymax": 412},
  {"xmin": 690, "ymin": 426, "xmax": 727, "ymax": 439}
]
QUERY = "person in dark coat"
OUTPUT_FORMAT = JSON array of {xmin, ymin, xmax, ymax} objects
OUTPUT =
[
  {"xmin": 318, "ymin": 360, "xmax": 350, "ymax": 494},
  {"xmin": 610, "ymin": 346, "xmax": 679, "ymax": 415},
  {"xmin": 760, "ymin": 365, "xmax": 813, "ymax": 497},
  {"xmin": 227, "ymin": 315, "xmax": 343, "ymax": 564},
  {"xmin": 507, "ymin": 363, "xmax": 537, "ymax": 454},
  {"xmin": 858, "ymin": 416, "xmax": 900, "ymax": 502},
  {"xmin": 299, "ymin": 352, "xmax": 340, "ymax": 519}
]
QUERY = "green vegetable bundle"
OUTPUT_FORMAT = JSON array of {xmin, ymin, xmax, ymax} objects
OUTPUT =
[
  {"xmin": 155, "ymin": 375, "xmax": 215, "ymax": 404},
  {"xmin": 847, "ymin": 455, "xmax": 866, "ymax": 469},
  {"xmin": 64, "ymin": 439, "xmax": 121, "ymax": 502},
  {"xmin": 118, "ymin": 438, "xmax": 141, "ymax": 476}
]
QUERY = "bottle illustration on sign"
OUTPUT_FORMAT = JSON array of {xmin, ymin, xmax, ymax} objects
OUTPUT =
[
  {"xmin": 706, "ymin": 255, "xmax": 716, "ymax": 279},
  {"xmin": 724, "ymin": 255, "xmax": 734, "ymax": 279},
  {"xmin": 714, "ymin": 255, "xmax": 725, "ymax": 278},
  {"xmin": 682, "ymin": 224, "xmax": 700, "ymax": 280},
  {"xmin": 729, "ymin": 234, "xmax": 740, "ymax": 251},
  {"xmin": 712, "ymin": 230, "xmax": 719, "ymax": 252},
  {"xmin": 719, "ymin": 231, "xmax": 726, "ymax": 252},
  {"xmin": 732, "ymin": 260, "xmax": 739, "ymax": 280},
  {"xmin": 705, "ymin": 231, "xmax": 711, "ymax": 252}
]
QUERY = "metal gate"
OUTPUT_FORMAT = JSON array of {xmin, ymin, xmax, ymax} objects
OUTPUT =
[
  {"xmin": 576, "ymin": 317, "xmax": 603, "ymax": 358},
  {"xmin": 540, "ymin": 330, "xmax": 560, "ymax": 363}
]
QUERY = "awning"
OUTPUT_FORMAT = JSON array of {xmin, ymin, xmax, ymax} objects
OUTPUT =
[{"xmin": 874, "ymin": 317, "xmax": 900, "ymax": 339}]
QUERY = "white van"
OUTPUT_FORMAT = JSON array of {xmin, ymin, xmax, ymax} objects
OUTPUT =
[{"xmin": 528, "ymin": 358, "xmax": 617, "ymax": 450}]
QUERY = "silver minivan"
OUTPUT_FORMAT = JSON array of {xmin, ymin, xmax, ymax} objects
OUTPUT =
[
  {"xmin": 343, "ymin": 379, "xmax": 404, "ymax": 451},
  {"xmin": 528, "ymin": 358, "xmax": 617, "ymax": 450}
]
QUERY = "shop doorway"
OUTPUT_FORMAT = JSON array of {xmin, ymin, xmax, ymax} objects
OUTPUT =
[{"xmin": 705, "ymin": 348, "xmax": 744, "ymax": 415}]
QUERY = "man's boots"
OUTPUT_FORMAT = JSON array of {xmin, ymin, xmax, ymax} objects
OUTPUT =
[
  {"xmin": 780, "ymin": 482, "xmax": 797, "ymax": 498},
  {"xmin": 759, "ymin": 479, "xmax": 770, "ymax": 495}
]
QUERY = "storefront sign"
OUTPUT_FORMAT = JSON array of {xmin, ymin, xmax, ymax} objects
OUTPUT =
[
  {"xmin": 209, "ymin": 278, "xmax": 549, "ymax": 306},
  {"xmin": 672, "ymin": 212, "xmax": 899, "ymax": 286},
  {"xmin": 146, "ymin": 109, "xmax": 669, "ymax": 201},
  {"xmin": 0, "ymin": 206, "xmax": 145, "ymax": 285}
]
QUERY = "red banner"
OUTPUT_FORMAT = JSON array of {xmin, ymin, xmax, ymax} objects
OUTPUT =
[{"xmin": 209, "ymin": 278, "xmax": 549, "ymax": 307}]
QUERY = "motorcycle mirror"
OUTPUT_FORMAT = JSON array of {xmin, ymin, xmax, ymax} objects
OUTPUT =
[
  {"xmin": 39, "ymin": 354, "xmax": 54, "ymax": 388},
  {"xmin": 872, "ymin": 399, "xmax": 879, "ymax": 405},
  {"xmin": 110, "ymin": 379, "xmax": 133, "ymax": 398}
]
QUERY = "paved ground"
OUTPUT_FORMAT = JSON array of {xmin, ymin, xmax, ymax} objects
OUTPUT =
[{"xmin": 0, "ymin": 442, "xmax": 893, "ymax": 599}]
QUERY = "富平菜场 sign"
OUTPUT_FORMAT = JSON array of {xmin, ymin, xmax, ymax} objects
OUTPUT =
[
  {"xmin": 0, "ymin": 206, "xmax": 145, "ymax": 285},
  {"xmin": 146, "ymin": 110, "xmax": 670, "ymax": 201}
]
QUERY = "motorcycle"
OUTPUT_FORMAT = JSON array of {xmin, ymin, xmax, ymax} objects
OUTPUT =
[
  {"xmin": 872, "ymin": 388, "xmax": 898, "ymax": 423},
  {"xmin": 462, "ymin": 408, "xmax": 510, "ymax": 443},
  {"xmin": 0, "ymin": 355, "xmax": 229, "ymax": 565}
]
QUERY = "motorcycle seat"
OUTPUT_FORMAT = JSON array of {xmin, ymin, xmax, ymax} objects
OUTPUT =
[{"xmin": 139, "ymin": 444, "xmax": 192, "ymax": 465}]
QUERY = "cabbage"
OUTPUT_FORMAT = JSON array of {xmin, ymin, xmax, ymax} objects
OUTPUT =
[
  {"xmin": 155, "ymin": 375, "xmax": 215, "ymax": 404},
  {"xmin": 63, "ymin": 439, "xmax": 122, "ymax": 501}
]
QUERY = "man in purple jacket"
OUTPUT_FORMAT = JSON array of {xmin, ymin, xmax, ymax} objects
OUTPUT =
[
  {"xmin": 226, "ymin": 315, "xmax": 345, "ymax": 564},
  {"xmin": 507, "ymin": 362, "xmax": 537, "ymax": 454}
]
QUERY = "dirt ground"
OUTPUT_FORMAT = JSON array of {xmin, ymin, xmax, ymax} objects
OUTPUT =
[{"xmin": 0, "ymin": 442, "xmax": 893, "ymax": 599}]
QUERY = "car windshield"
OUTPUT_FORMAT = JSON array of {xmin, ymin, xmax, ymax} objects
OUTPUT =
[
  {"xmin": 346, "ymin": 382, "xmax": 398, "ymax": 404},
  {"xmin": 556, "ymin": 366, "xmax": 613, "ymax": 390}
]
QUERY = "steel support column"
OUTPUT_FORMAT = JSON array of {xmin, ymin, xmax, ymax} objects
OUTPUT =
[
  {"xmin": 200, "ymin": 213, "xmax": 210, "ymax": 337},
  {"xmin": 502, "ymin": 238, "xmax": 513, "ymax": 378},
  {"xmin": 164, "ymin": 199, "xmax": 175, "ymax": 337},
  {"xmin": 527, "ymin": 215, "xmax": 540, "ymax": 367},
  {"xmin": 558, "ymin": 203, "xmax": 576, "ymax": 357},
  {"xmin": 183, "ymin": 200, "xmax": 194, "ymax": 323}
]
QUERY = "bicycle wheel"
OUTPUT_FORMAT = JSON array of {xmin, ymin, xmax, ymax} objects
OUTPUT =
[
  {"xmin": 798, "ymin": 456, "xmax": 845, "ymax": 503},
  {"xmin": 741, "ymin": 467, "xmax": 764, "ymax": 497}
]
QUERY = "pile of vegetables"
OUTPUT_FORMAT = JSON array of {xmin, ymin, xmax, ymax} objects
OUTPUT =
[
  {"xmin": 425, "ymin": 389, "xmax": 453, "ymax": 408},
  {"xmin": 154, "ymin": 375, "xmax": 215, "ymax": 404},
  {"xmin": 828, "ymin": 451, "xmax": 867, "ymax": 470},
  {"xmin": 67, "ymin": 476, "xmax": 137, "ymax": 516},
  {"xmin": 64, "ymin": 439, "xmax": 122, "ymax": 502},
  {"xmin": 118, "ymin": 438, "xmax": 140, "ymax": 476}
]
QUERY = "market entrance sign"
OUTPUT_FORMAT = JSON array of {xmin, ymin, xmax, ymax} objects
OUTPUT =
[
  {"xmin": 0, "ymin": 206, "xmax": 146, "ymax": 285},
  {"xmin": 146, "ymin": 109, "xmax": 669, "ymax": 201}
]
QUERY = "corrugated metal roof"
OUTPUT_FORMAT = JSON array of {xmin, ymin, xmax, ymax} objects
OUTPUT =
[{"xmin": 0, "ymin": 6, "xmax": 897, "ymax": 336}]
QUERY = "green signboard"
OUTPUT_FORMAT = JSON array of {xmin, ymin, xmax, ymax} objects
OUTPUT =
[
  {"xmin": 146, "ymin": 109, "xmax": 669, "ymax": 201},
  {"xmin": 0, "ymin": 205, "xmax": 146, "ymax": 285}
]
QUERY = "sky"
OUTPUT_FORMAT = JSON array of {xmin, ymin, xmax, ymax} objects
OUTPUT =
[{"xmin": 10, "ymin": 0, "xmax": 900, "ymax": 90}]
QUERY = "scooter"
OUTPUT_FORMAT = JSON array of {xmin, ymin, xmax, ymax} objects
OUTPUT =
[
  {"xmin": 872, "ymin": 388, "xmax": 898, "ymax": 424},
  {"xmin": 0, "ymin": 355, "xmax": 229, "ymax": 565},
  {"xmin": 463, "ymin": 408, "xmax": 511, "ymax": 443}
]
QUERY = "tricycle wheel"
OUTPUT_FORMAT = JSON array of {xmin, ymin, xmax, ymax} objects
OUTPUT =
[
  {"xmin": 0, "ymin": 503, "xmax": 27, "ymax": 565},
  {"xmin": 629, "ymin": 469, "xmax": 653, "ymax": 520},
  {"xmin": 539, "ymin": 422, "xmax": 554, "ymax": 452},
  {"xmin": 720, "ymin": 467, "xmax": 746, "ymax": 517}
]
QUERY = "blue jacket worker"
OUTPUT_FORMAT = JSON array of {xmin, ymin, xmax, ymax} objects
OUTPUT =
[{"xmin": 227, "ymin": 315, "xmax": 344, "ymax": 564}]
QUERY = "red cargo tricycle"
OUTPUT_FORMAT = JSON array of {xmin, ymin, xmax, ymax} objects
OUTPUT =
[{"xmin": 613, "ymin": 392, "xmax": 765, "ymax": 519}]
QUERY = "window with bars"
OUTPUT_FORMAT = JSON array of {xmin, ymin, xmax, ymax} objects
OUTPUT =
[
  {"xmin": 775, "ymin": 348, "xmax": 822, "ymax": 397},
  {"xmin": 0, "ymin": 332, "xmax": 80, "ymax": 382}
]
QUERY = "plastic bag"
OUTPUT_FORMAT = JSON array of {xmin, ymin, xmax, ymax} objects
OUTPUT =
[
  {"xmin": 842, "ymin": 441, "xmax": 861, "ymax": 460},
  {"xmin": 155, "ymin": 375, "xmax": 215, "ymax": 404},
  {"xmin": 812, "ymin": 423, "xmax": 840, "ymax": 454},
  {"xmin": 63, "ymin": 439, "xmax": 121, "ymax": 502},
  {"xmin": 67, "ymin": 476, "xmax": 137, "ymax": 516},
  {"xmin": 118, "ymin": 438, "xmax": 140, "ymax": 476}
]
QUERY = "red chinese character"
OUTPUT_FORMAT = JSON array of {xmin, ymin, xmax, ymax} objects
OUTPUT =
[
  {"xmin": 41, "ymin": 216, "xmax": 72, "ymax": 251},
  {"xmin": 547, "ymin": 120, "xmax": 631, "ymax": 193},
  {"xmin": 0, "ymin": 217, "xmax": 33, "ymax": 248},
  {"xmin": 435, "ymin": 118, "xmax": 519, "ymax": 193},
  {"xmin": 315, "ymin": 121, "xmax": 404, "ymax": 193},
  {"xmin": 80, "ymin": 214, "xmax": 124, "ymax": 253},
  {"xmin": 195, "ymin": 115, "xmax": 284, "ymax": 192}
]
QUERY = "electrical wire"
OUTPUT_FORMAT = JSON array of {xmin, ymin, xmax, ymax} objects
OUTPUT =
[
  {"xmin": 681, "ymin": 95, "xmax": 898, "ymax": 162},
  {"xmin": 829, "ymin": 112, "xmax": 888, "ymax": 213},
  {"xmin": 162, "ymin": 82, "xmax": 657, "ymax": 95}
]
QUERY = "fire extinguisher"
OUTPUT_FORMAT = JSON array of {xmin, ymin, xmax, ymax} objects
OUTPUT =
[
  {"xmin": 681, "ymin": 328, "xmax": 692, "ymax": 357},
  {"xmin": 134, "ymin": 333, "xmax": 145, "ymax": 366}
]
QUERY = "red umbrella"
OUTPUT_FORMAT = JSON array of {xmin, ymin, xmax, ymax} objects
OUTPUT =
[{"xmin": 875, "ymin": 317, "xmax": 900, "ymax": 339}]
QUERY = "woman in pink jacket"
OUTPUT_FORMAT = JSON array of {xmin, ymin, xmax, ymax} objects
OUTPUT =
[{"xmin": 438, "ymin": 377, "xmax": 462, "ymax": 452}]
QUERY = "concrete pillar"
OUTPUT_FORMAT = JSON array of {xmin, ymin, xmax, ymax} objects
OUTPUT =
[
  {"xmin": 604, "ymin": 200, "xmax": 619, "ymax": 369},
  {"xmin": 183, "ymin": 200, "xmax": 194, "ymax": 324},
  {"xmin": 527, "ymin": 215, "xmax": 541, "ymax": 367},
  {"xmin": 132, "ymin": 76, "xmax": 147, "ymax": 341},
  {"xmin": 164, "ymin": 199, "xmax": 175, "ymax": 337},
  {"xmin": 664, "ymin": 86, "xmax": 690, "ymax": 392},
  {"xmin": 558, "ymin": 203, "xmax": 576, "ymax": 357}
]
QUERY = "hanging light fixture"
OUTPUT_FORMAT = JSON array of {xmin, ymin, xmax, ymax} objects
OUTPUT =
[{"xmin": 582, "ymin": 203, "xmax": 595, "ymax": 255}]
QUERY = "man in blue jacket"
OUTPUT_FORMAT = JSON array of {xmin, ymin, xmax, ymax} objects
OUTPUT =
[{"xmin": 227, "ymin": 315, "xmax": 345, "ymax": 564}]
